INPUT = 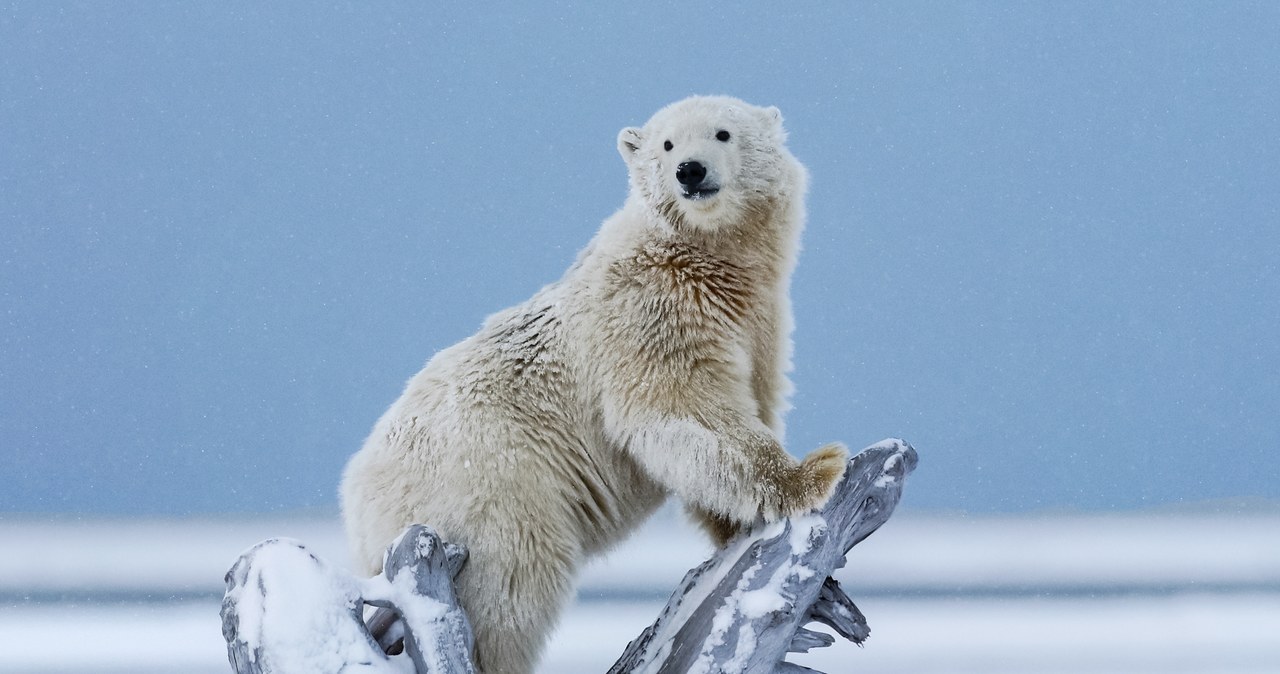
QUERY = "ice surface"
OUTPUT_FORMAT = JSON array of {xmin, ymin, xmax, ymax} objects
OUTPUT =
[
  {"xmin": 6, "ymin": 509, "xmax": 1278, "ymax": 599},
  {"xmin": 2, "ymin": 513, "xmax": 1278, "ymax": 672},
  {"xmin": 7, "ymin": 593, "xmax": 1274, "ymax": 674}
]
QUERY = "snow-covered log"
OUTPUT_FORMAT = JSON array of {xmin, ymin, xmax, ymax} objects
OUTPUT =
[
  {"xmin": 220, "ymin": 439, "xmax": 914, "ymax": 674},
  {"xmin": 607, "ymin": 438, "xmax": 917, "ymax": 674},
  {"xmin": 221, "ymin": 524, "xmax": 476, "ymax": 674}
]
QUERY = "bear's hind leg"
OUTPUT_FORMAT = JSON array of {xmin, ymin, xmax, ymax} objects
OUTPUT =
[{"xmin": 452, "ymin": 525, "xmax": 577, "ymax": 674}]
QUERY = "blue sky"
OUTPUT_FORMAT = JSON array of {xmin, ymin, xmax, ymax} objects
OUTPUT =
[{"xmin": 2, "ymin": 2, "xmax": 1277, "ymax": 515}]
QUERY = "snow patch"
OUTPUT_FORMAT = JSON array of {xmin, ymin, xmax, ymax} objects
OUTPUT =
[
  {"xmin": 787, "ymin": 514, "xmax": 825, "ymax": 556},
  {"xmin": 738, "ymin": 586, "xmax": 787, "ymax": 618},
  {"xmin": 228, "ymin": 539, "xmax": 387, "ymax": 672}
]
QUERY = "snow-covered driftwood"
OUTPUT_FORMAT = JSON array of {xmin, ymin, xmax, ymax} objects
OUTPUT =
[
  {"xmin": 221, "ymin": 524, "xmax": 476, "ymax": 673},
  {"xmin": 607, "ymin": 438, "xmax": 917, "ymax": 674},
  {"xmin": 220, "ymin": 438, "xmax": 915, "ymax": 673}
]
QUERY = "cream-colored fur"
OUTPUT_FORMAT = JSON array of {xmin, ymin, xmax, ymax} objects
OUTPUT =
[{"xmin": 341, "ymin": 96, "xmax": 848, "ymax": 674}]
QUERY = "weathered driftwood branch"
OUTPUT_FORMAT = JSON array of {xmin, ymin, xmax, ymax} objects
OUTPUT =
[
  {"xmin": 221, "ymin": 524, "xmax": 477, "ymax": 674},
  {"xmin": 220, "ymin": 439, "xmax": 915, "ymax": 674},
  {"xmin": 608, "ymin": 438, "xmax": 916, "ymax": 674}
]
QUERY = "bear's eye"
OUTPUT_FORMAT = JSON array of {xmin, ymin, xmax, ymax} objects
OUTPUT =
[
  {"xmin": 663, "ymin": 140, "xmax": 673, "ymax": 152},
  {"xmin": 716, "ymin": 130, "xmax": 731, "ymax": 142}
]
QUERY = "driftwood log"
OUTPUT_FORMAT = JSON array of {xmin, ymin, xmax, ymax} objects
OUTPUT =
[
  {"xmin": 608, "ymin": 437, "xmax": 916, "ymax": 673},
  {"xmin": 220, "ymin": 438, "xmax": 916, "ymax": 673}
]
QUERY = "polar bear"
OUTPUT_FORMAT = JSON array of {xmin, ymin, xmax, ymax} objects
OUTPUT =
[{"xmin": 341, "ymin": 96, "xmax": 848, "ymax": 674}]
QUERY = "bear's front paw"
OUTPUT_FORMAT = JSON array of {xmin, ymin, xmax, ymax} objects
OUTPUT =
[{"xmin": 779, "ymin": 442, "xmax": 849, "ymax": 516}]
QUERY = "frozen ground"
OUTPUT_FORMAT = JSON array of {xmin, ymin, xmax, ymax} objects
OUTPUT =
[{"xmin": 2, "ymin": 511, "xmax": 1277, "ymax": 673}]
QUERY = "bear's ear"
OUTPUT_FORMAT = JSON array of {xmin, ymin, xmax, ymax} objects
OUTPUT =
[
  {"xmin": 764, "ymin": 106, "xmax": 784, "ymax": 127},
  {"xmin": 617, "ymin": 127, "xmax": 643, "ymax": 162}
]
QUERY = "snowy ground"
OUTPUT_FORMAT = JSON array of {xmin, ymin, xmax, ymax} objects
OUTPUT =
[{"xmin": 2, "ymin": 511, "xmax": 1277, "ymax": 673}]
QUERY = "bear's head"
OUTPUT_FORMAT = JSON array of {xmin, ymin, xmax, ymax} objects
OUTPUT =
[{"xmin": 617, "ymin": 96, "xmax": 801, "ymax": 234}]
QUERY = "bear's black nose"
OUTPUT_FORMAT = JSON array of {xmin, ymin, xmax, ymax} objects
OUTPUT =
[{"xmin": 676, "ymin": 161, "xmax": 707, "ymax": 187}]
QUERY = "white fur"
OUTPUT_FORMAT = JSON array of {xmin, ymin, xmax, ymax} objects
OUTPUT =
[{"xmin": 341, "ymin": 96, "xmax": 847, "ymax": 674}]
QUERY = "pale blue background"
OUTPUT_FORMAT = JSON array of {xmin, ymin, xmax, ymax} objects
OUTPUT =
[{"xmin": 2, "ymin": 2, "xmax": 1277, "ymax": 515}]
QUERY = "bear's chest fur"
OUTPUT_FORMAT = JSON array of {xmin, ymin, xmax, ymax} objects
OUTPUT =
[
  {"xmin": 603, "ymin": 239, "xmax": 772, "ymax": 345},
  {"xmin": 587, "ymin": 237, "xmax": 779, "ymax": 397}
]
